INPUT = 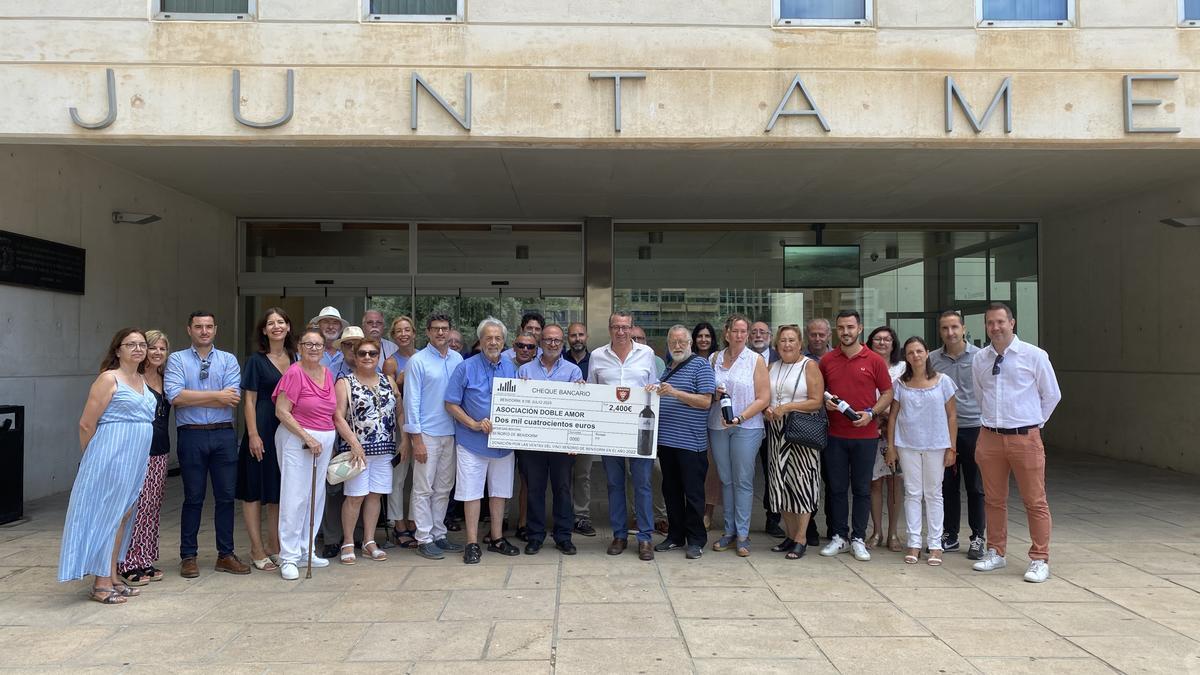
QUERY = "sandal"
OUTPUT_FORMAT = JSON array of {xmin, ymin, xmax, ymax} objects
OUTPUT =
[
  {"xmin": 90, "ymin": 587, "xmax": 127, "ymax": 604},
  {"xmin": 736, "ymin": 539, "xmax": 752, "ymax": 557},
  {"xmin": 363, "ymin": 540, "xmax": 388, "ymax": 562},
  {"xmin": 391, "ymin": 528, "xmax": 419, "ymax": 549},
  {"xmin": 927, "ymin": 549, "xmax": 943, "ymax": 566},
  {"xmin": 904, "ymin": 548, "xmax": 920, "ymax": 564},
  {"xmin": 252, "ymin": 557, "xmax": 279, "ymax": 571},
  {"xmin": 145, "ymin": 566, "xmax": 164, "ymax": 582},
  {"xmin": 866, "ymin": 532, "xmax": 883, "ymax": 549},
  {"xmin": 888, "ymin": 535, "xmax": 903, "ymax": 552},
  {"xmin": 771, "ymin": 538, "xmax": 796, "ymax": 553},
  {"xmin": 112, "ymin": 582, "xmax": 140, "ymax": 597},
  {"xmin": 339, "ymin": 544, "xmax": 356, "ymax": 565},
  {"xmin": 785, "ymin": 542, "xmax": 807, "ymax": 560},
  {"xmin": 120, "ymin": 568, "xmax": 151, "ymax": 586},
  {"xmin": 712, "ymin": 535, "xmax": 736, "ymax": 552}
]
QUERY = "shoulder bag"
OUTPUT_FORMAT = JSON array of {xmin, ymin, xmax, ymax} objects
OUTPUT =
[{"xmin": 781, "ymin": 358, "xmax": 828, "ymax": 450}]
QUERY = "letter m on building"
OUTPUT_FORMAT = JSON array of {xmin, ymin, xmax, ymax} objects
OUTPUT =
[{"xmin": 945, "ymin": 76, "xmax": 1013, "ymax": 133}]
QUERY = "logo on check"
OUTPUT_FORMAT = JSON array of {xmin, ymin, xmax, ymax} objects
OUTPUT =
[{"xmin": 498, "ymin": 380, "xmax": 518, "ymax": 393}]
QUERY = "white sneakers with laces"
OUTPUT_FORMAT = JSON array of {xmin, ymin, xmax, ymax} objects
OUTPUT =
[
  {"xmin": 1024, "ymin": 559, "xmax": 1051, "ymax": 583},
  {"xmin": 972, "ymin": 548, "xmax": 1007, "ymax": 572},
  {"xmin": 850, "ymin": 538, "xmax": 871, "ymax": 561},
  {"xmin": 819, "ymin": 535, "xmax": 849, "ymax": 557},
  {"xmin": 280, "ymin": 562, "xmax": 299, "ymax": 580}
]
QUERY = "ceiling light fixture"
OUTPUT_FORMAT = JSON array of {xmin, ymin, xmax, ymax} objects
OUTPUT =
[
  {"xmin": 1160, "ymin": 217, "xmax": 1200, "ymax": 228},
  {"xmin": 111, "ymin": 211, "xmax": 161, "ymax": 226}
]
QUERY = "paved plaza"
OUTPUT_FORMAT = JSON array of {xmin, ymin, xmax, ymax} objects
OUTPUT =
[{"xmin": 1, "ymin": 452, "xmax": 1199, "ymax": 673}]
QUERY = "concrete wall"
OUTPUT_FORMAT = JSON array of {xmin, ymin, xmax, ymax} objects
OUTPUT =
[
  {"xmin": 0, "ymin": 145, "xmax": 236, "ymax": 500},
  {"xmin": 1041, "ymin": 179, "xmax": 1200, "ymax": 474}
]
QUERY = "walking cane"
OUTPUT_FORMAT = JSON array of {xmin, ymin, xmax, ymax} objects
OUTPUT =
[{"xmin": 306, "ymin": 452, "xmax": 318, "ymax": 579}]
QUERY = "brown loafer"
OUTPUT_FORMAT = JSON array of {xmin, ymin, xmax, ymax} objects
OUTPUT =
[
  {"xmin": 638, "ymin": 541, "xmax": 655, "ymax": 561},
  {"xmin": 215, "ymin": 554, "xmax": 251, "ymax": 575},
  {"xmin": 606, "ymin": 538, "xmax": 627, "ymax": 556},
  {"xmin": 180, "ymin": 557, "xmax": 199, "ymax": 578}
]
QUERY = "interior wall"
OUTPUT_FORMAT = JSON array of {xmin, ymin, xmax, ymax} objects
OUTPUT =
[
  {"xmin": 0, "ymin": 145, "xmax": 236, "ymax": 501},
  {"xmin": 1041, "ymin": 178, "xmax": 1200, "ymax": 475}
]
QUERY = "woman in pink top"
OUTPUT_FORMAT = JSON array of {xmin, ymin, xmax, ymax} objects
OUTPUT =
[{"xmin": 273, "ymin": 328, "xmax": 338, "ymax": 581}]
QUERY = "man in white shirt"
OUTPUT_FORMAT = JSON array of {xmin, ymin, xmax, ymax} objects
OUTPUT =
[
  {"xmin": 969, "ymin": 303, "xmax": 1062, "ymax": 583},
  {"xmin": 589, "ymin": 311, "xmax": 660, "ymax": 561}
]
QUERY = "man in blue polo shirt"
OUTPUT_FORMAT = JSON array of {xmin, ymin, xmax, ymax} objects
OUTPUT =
[
  {"xmin": 517, "ymin": 324, "xmax": 584, "ymax": 556},
  {"xmin": 445, "ymin": 317, "xmax": 521, "ymax": 564},
  {"xmin": 164, "ymin": 311, "xmax": 249, "ymax": 577},
  {"xmin": 653, "ymin": 325, "xmax": 717, "ymax": 560}
]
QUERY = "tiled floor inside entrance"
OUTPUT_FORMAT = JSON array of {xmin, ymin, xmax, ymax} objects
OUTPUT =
[{"xmin": 1, "ymin": 452, "xmax": 1199, "ymax": 673}]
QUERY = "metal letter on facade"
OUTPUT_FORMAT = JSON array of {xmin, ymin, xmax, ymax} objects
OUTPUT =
[
  {"xmin": 411, "ymin": 72, "xmax": 472, "ymax": 131},
  {"xmin": 765, "ymin": 75, "xmax": 830, "ymax": 132},
  {"xmin": 232, "ymin": 69, "xmax": 294, "ymax": 129},
  {"xmin": 69, "ymin": 68, "xmax": 118, "ymax": 130},
  {"xmin": 589, "ymin": 72, "xmax": 646, "ymax": 132},
  {"xmin": 945, "ymin": 76, "xmax": 1012, "ymax": 133},
  {"xmin": 1124, "ymin": 74, "xmax": 1181, "ymax": 134}
]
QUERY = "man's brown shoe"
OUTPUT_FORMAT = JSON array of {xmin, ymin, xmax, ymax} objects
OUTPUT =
[
  {"xmin": 180, "ymin": 557, "xmax": 199, "ymax": 578},
  {"xmin": 215, "ymin": 554, "xmax": 251, "ymax": 575},
  {"xmin": 606, "ymin": 538, "xmax": 627, "ymax": 556},
  {"xmin": 638, "ymin": 541, "xmax": 655, "ymax": 561}
]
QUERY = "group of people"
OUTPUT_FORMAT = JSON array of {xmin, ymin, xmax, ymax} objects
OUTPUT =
[{"xmin": 57, "ymin": 300, "xmax": 1061, "ymax": 604}]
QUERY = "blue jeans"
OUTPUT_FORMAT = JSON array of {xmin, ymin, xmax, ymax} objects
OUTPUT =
[
  {"xmin": 823, "ymin": 436, "xmax": 877, "ymax": 542},
  {"xmin": 602, "ymin": 456, "xmax": 654, "ymax": 542},
  {"xmin": 177, "ymin": 427, "xmax": 238, "ymax": 559},
  {"xmin": 709, "ymin": 426, "xmax": 765, "ymax": 540},
  {"xmin": 520, "ymin": 450, "xmax": 575, "ymax": 545}
]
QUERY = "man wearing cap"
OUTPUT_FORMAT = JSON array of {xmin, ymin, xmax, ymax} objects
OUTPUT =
[{"xmin": 311, "ymin": 306, "xmax": 348, "ymax": 373}]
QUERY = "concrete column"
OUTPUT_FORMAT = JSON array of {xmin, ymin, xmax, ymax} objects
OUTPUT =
[{"xmin": 584, "ymin": 217, "xmax": 613, "ymax": 348}]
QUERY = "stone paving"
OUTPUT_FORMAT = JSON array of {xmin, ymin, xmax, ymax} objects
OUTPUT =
[{"xmin": 2, "ymin": 452, "xmax": 1200, "ymax": 673}]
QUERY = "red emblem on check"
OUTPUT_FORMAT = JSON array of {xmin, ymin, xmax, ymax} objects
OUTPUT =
[{"xmin": 615, "ymin": 387, "xmax": 630, "ymax": 402}]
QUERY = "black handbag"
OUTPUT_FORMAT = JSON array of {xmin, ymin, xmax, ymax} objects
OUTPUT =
[{"xmin": 779, "ymin": 358, "xmax": 829, "ymax": 450}]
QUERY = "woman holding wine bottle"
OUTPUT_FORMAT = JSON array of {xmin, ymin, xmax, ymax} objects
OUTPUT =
[{"xmin": 707, "ymin": 314, "xmax": 770, "ymax": 556}]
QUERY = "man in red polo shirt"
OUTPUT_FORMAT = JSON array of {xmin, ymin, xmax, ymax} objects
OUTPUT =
[{"xmin": 818, "ymin": 310, "xmax": 894, "ymax": 562}]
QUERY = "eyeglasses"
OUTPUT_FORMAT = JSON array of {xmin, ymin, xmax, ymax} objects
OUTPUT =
[
  {"xmin": 428, "ymin": 326, "xmax": 451, "ymax": 333},
  {"xmin": 992, "ymin": 353, "xmax": 1004, "ymax": 376},
  {"xmin": 199, "ymin": 358, "xmax": 211, "ymax": 380},
  {"xmin": 871, "ymin": 336, "xmax": 893, "ymax": 344},
  {"xmin": 541, "ymin": 338, "xmax": 564, "ymax": 346},
  {"xmin": 610, "ymin": 325, "xmax": 632, "ymax": 332},
  {"xmin": 631, "ymin": 336, "xmax": 647, "ymax": 342},
  {"xmin": 299, "ymin": 342, "xmax": 324, "ymax": 350},
  {"xmin": 514, "ymin": 343, "xmax": 537, "ymax": 351},
  {"xmin": 121, "ymin": 342, "xmax": 148, "ymax": 350},
  {"xmin": 356, "ymin": 350, "xmax": 380, "ymax": 358}
]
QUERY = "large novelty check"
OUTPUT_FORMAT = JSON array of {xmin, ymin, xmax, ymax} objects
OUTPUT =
[{"xmin": 487, "ymin": 378, "xmax": 661, "ymax": 459}]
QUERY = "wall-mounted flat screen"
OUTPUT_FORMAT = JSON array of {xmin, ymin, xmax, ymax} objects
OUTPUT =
[{"xmin": 783, "ymin": 245, "xmax": 861, "ymax": 288}]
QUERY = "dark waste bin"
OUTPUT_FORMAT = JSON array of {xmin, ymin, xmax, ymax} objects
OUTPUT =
[{"xmin": 0, "ymin": 406, "xmax": 23, "ymax": 525}]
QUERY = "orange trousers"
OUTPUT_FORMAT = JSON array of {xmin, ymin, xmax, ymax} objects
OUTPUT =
[{"xmin": 977, "ymin": 428, "xmax": 1052, "ymax": 561}]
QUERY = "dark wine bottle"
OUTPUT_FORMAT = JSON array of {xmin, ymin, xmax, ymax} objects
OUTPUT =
[
  {"xmin": 823, "ymin": 391, "xmax": 862, "ymax": 421},
  {"xmin": 637, "ymin": 389, "xmax": 655, "ymax": 456},
  {"xmin": 719, "ymin": 389, "xmax": 735, "ymax": 424}
]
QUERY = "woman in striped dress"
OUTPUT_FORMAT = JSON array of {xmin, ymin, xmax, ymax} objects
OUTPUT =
[
  {"xmin": 58, "ymin": 328, "xmax": 156, "ymax": 604},
  {"xmin": 764, "ymin": 325, "xmax": 826, "ymax": 560}
]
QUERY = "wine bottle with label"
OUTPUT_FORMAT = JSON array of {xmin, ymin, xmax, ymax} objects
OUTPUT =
[
  {"xmin": 718, "ymin": 387, "xmax": 735, "ymax": 424},
  {"xmin": 637, "ymin": 389, "xmax": 655, "ymax": 456},
  {"xmin": 823, "ymin": 391, "xmax": 862, "ymax": 421}
]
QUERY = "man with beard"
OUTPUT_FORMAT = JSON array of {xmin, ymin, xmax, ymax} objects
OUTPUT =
[
  {"xmin": 750, "ymin": 320, "xmax": 785, "ymax": 538},
  {"xmin": 818, "ymin": 310, "xmax": 894, "ymax": 563},
  {"xmin": 445, "ymin": 317, "xmax": 521, "ymax": 564},
  {"xmin": 565, "ymin": 322, "xmax": 596, "ymax": 537}
]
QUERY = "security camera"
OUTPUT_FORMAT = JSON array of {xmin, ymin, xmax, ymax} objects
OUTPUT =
[
  {"xmin": 869, "ymin": 251, "xmax": 880, "ymax": 262},
  {"xmin": 112, "ymin": 211, "xmax": 162, "ymax": 225}
]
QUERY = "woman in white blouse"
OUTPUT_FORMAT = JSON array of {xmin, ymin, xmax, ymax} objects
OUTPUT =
[{"xmin": 885, "ymin": 336, "xmax": 957, "ymax": 566}]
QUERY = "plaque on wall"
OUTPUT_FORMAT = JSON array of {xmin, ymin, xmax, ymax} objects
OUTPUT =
[{"xmin": 0, "ymin": 230, "xmax": 86, "ymax": 295}]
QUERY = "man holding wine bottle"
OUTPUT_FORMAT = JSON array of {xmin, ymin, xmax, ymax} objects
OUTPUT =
[
  {"xmin": 818, "ymin": 310, "xmax": 895, "ymax": 562},
  {"xmin": 588, "ymin": 311, "xmax": 661, "ymax": 561}
]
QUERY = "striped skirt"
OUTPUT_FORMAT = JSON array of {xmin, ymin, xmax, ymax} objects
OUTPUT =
[{"xmin": 765, "ymin": 418, "xmax": 822, "ymax": 514}]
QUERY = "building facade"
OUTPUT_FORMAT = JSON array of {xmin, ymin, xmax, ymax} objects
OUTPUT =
[{"xmin": 1, "ymin": 0, "xmax": 1198, "ymax": 499}]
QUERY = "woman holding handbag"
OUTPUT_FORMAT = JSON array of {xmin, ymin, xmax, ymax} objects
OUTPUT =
[
  {"xmin": 334, "ymin": 336, "xmax": 407, "ymax": 564},
  {"xmin": 763, "ymin": 325, "xmax": 826, "ymax": 560}
]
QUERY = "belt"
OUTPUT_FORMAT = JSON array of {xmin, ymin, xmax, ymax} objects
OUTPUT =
[
  {"xmin": 984, "ymin": 425, "xmax": 1036, "ymax": 436},
  {"xmin": 179, "ymin": 423, "xmax": 234, "ymax": 431}
]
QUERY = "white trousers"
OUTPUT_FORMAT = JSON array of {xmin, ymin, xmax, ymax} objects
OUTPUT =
[
  {"xmin": 897, "ymin": 447, "xmax": 946, "ymax": 550},
  {"xmin": 276, "ymin": 427, "xmax": 335, "ymax": 565},
  {"xmin": 410, "ymin": 434, "xmax": 456, "ymax": 545},
  {"xmin": 386, "ymin": 451, "xmax": 412, "ymax": 524}
]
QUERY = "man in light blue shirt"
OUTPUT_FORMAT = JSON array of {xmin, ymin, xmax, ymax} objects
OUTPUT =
[
  {"xmin": 403, "ymin": 313, "xmax": 464, "ymax": 560},
  {"xmin": 446, "ymin": 317, "xmax": 521, "ymax": 564},
  {"xmin": 517, "ymin": 324, "xmax": 583, "ymax": 556},
  {"xmin": 310, "ymin": 306, "xmax": 347, "ymax": 373},
  {"xmin": 163, "ymin": 311, "xmax": 248, "ymax": 577}
]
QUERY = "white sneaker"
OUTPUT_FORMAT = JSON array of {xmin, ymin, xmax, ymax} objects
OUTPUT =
[
  {"xmin": 1024, "ymin": 560, "xmax": 1051, "ymax": 583},
  {"xmin": 820, "ymin": 535, "xmax": 849, "ymax": 557},
  {"xmin": 972, "ymin": 548, "xmax": 1007, "ymax": 572},
  {"xmin": 307, "ymin": 556, "xmax": 330, "ymax": 568},
  {"xmin": 280, "ymin": 562, "xmax": 299, "ymax": 580},
  {"xmin": 850, "ymin": 538, "xmax": 871, "ymax": 561}
]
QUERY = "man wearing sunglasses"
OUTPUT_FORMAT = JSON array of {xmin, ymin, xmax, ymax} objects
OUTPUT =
[
  {"xmin": 970, "ymin": 303, "xmax": 1061, "ymax": 583},
  {"xmin": 164, "ymin": 311, "xmax": 249, "ymax": 577}
]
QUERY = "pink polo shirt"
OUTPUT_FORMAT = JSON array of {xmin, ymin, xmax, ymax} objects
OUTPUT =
[{"xmin": 272, "ymin": 363, "xmax": 336, "ymax": 431}]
